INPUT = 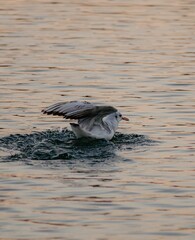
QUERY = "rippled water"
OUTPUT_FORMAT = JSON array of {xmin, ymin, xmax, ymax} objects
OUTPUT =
[{"xmin": 0, "ymin": 0, "xmax": 195, "ymax": 239}]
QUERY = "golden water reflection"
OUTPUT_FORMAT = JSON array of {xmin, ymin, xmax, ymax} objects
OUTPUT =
[{"xmin": 0, "ymin": 0, "xmax": 195, "ymax": 239}]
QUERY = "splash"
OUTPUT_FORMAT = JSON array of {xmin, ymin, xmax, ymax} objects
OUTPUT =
[{"xmin": 0, "ymin": 129, "xmax": 152, "ymax": 162}]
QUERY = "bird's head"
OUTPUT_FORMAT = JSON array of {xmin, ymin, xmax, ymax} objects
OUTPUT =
[{"xmin": 114, "ymin": 111, "xmax": 129, "ymax": 123}]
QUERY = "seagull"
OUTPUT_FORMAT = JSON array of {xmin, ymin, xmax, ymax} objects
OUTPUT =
[{"xmin": 42, "ymin": 101, "xmax": 129, "ymax": 140}]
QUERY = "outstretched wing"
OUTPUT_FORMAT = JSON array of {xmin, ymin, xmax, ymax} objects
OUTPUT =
[{"xmin": 42, "ymin": 101, "xmax": 117, "ymax": 121}]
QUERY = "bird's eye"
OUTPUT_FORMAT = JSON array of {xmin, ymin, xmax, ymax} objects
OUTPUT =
[{"xmin": 119, "ymin": 114, "xmax": 122, "ymax": 117}]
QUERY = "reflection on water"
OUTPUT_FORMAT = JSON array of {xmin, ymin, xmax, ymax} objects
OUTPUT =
[{"xmin": 0, "ymin": 0, "xmax": 195, "ymax": 239}]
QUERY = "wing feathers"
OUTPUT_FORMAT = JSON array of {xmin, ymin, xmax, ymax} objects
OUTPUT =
[{"xmin": 42, "ymin": 101, "xmax": 117, "ymax": 120}]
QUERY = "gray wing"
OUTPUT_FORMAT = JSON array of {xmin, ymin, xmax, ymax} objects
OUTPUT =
[{"xmin": 42, "ymin": 101, "xmax": 117, "ymax": 121}]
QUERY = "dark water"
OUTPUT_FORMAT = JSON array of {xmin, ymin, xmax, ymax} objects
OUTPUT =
[
  {"xmin": 0, "ymin": 130, "xmax": 152, "ymax": 162},
  {"xmin": 1, "ymin": 0, "xmax": 195, "ymax": 239}
]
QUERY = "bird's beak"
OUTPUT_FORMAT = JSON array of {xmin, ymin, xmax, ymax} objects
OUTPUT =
[{"xmin": 122, "ymin": 116, "xmax": 129, "ymax": 121}]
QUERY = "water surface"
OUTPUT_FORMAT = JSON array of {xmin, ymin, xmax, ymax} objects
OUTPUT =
[{"xmin": 0, "ymin": 0, "xmax": 195, "ymax": 239}]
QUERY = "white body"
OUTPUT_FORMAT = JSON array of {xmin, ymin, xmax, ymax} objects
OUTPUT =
[{"xmin": 70, "ymin": 112, "xmax": 120, "ymax": 140}]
